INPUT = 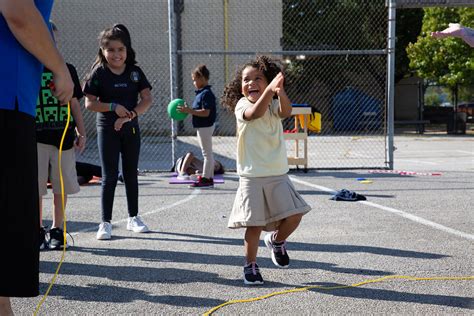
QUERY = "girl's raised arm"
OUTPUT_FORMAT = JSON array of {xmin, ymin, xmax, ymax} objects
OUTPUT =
[{"xmin": 275, "ymin": 73, "xmax": 292, "ymax": 118}]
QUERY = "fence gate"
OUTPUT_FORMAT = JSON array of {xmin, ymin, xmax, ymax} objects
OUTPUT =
[{"xmin": 171, "ymin": 0, "xmax": 392, "ymax": 170}]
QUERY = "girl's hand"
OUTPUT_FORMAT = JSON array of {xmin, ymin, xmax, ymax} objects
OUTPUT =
[
  {"xmin": 114, "ymin": 117, "xmax": 130, "ymax": 131},
  {"xmin": 275, "ymin": 73, "xmax": 287, "ymax": 97},
  {"xmin": 129, "ymin": 110, "xmax": 138, "ymax": 120},
  {"xmin": 268, "ymin": 72, "xmax": 285, "ymax": 95},
  {"xmin": 115, "ymin": 103, "xmax": 130, "ymax": 118},
  {"xmin": 74, "ymin": 135, "xmax": 86, "ymax": 154},
  {"xmin": 177, "ymin": 103, "xmax": 192, "ymax": 114}
]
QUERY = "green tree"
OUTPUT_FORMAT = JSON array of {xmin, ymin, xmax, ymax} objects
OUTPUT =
[
  {"xmin": 281, "ymin": 1, "xmax": 423, "ymax": 109},
  {"xmin": 406, "ymin": 8, "xmax": 474, "ymax": 106},
  {"xmin": 282, "ymin": 0, "xmax": 388, "ymax": 110}
]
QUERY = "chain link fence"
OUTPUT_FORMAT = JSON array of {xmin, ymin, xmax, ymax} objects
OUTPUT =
[
  {"xmin": 52, "ymin": 0, "xmax": 171, "ymax": 170},
  {"xmin": 52, "ymin": 0, "xmax": 390, "ymax": 171},
  {"xmin": 397, "ymin": 0, "xmax": 474, "ymax": 8}
]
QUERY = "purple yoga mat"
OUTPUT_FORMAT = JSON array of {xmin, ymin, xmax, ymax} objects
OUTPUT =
[{"xmin": 169, "ymin": 173, "xmax": 225, "ymax": 184}]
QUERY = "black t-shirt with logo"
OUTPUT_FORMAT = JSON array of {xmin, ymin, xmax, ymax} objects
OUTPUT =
[
  {"xmin": 83, "ymin": 64, "xmax": 152, "ymax": 128},
  {"xmin": 35, "ymin": 63, "xmax": 83, "ymax": 149}
]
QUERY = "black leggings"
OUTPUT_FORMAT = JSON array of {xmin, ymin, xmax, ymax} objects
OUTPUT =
[{"xmin": 97, "ymin": 124, "xmax": 140, "ymax": 222}]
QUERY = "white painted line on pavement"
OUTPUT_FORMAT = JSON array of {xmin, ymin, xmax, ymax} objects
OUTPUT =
[
  {"xmin": 359, "ymin": 200, "xmax": 474, "ymax": 241},
  {"xmin": 290, "ymin": 176, "xmax": 474, "ymax": 241},
  {"xmin": 395, "ymin": 159, "xmax": 439, "ymax": 165},
  {"xmin": 456, "ymin": 150, "xmax": 474, "ymax": 155},
  {"xmin": 72, "ymin": 189, "xmax": 200, "ymax": 236}
]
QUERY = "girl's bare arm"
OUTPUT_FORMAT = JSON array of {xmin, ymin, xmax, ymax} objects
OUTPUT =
[
  {"xmin": 244, "ymin": 72, "xmax": 285, "ymax": 120},
  {"xmin": 132, "ymin": 88, "xmax": 153, "ymax": 117}
]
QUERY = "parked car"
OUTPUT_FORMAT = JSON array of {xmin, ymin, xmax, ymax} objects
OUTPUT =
[{"xmin": 457, "ymin": 102, "xmax": 474, "ymax": 123}]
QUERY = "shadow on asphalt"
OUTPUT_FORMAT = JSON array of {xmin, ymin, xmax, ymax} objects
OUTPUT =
[
  {"xmin": 39, "ymin": 282, "xmax": 226, "ymax": 307},
  {"xmin": 306, "ymin": 282, "xmax": 473, "ymax": 309},
  {"xmin": 107, "ymin": 231, "xmax": 447, "ymax": 259}
]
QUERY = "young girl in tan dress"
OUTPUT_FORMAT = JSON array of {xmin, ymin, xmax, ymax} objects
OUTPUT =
[{"xmin": 221, "ymin": 55, "xmax": 311, "ymax": 285}]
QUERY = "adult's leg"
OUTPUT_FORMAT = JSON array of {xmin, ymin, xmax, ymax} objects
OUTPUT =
[
  {"xmin": 97, "ymin": 127, "xmax": 120, "ymax": 222},
  {"xmin": 196, "ymin": 125, "xmax": 215, "ymax": 179},
  {"xmin": 121, "ymin": 124, "xmax": 140, "ymax": 217},
  {"xmin": 0, "ymin": 109, "xmax": 39, "ymax": 298},
  {"xmin": 37, "ymin": 143, "xmax": 51, "ymax": 227},
  {"xmin": 39, "ymin": 198, "xmax": 43, "ymax": 227},
  {"xmin": 244, "ymin": 226, "xmax": 263, "ymax": 263}
]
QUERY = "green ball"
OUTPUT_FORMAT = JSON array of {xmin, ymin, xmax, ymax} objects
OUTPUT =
[{"xmin": 167, "ymin": 98, "xmax": 188, "ymax": 121}]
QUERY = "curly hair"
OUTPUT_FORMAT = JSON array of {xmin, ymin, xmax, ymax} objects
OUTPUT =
[{"xmin": 220, "ymin": 55, "xmax": 284, "ymax": 112}]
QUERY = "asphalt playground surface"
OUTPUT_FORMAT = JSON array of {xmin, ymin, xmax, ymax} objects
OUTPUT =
[{"xmin": 13, "ymin": 136, "xmax": 473, "ymax": 315}]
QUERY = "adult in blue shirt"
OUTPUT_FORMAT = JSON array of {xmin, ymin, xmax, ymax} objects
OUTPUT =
[{"xmin": 0, "ymin": 0, "xmax": 73, "ymax": 314}]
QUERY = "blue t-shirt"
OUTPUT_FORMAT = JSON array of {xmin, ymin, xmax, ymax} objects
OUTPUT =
[
  {"xmin": 0, "ymin": 0, "xmax": 54, "ymax": 117},
  {"xmin": 191, "ymin": 85, "xmax": 216, "ymax": 128}
]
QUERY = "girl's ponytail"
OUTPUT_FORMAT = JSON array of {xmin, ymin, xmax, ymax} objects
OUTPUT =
[{"xmin": 112, "ymin": 24, "xmax": 132, "ymax": 46}]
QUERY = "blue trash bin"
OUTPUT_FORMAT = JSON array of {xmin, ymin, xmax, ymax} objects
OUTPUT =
[{"xmin": 333, "ymin": 87, "xmax": 361, "ymax": 131}]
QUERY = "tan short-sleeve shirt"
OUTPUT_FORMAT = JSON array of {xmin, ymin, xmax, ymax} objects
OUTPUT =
[{"xmin": 235, "ymin": 97, "xmax": 289, "ymax": 177}]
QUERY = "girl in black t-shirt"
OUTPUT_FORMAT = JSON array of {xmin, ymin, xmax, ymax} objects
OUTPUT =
[{"xmin": 83, "ymin": 24, "xmax": 153, "ymax": 240}]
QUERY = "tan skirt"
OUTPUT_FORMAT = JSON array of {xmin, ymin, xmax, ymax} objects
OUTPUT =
[{"xmin": 228, "ymin": 174, "xmax": 311, "ymax": 231}]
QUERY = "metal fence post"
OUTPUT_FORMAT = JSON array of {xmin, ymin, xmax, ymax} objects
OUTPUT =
[
  {"xmin": 386, "ymin": 0, "xmax": 396, "ymax": 169},
  {"xmin": 168, "ymin": 0, "xmax": 178, "ymax": 170}
]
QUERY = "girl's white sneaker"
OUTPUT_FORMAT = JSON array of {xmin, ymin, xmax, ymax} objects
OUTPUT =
[
  {"xmin": 127, "ymin": 216, "xmax": 149, "ymax": 233},
  {"xmin": 96, "ymin": 222, "xmax": 112, "ymax": 240}
]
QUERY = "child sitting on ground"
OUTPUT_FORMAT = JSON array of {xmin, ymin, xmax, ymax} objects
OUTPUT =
[{"xmin": 175, "ymin": 151, "xmax": 224, "ymax": 180}]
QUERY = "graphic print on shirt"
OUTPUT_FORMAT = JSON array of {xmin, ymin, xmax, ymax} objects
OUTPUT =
[{"xmin": 35, "ymin": 70, "xmax": 74, "ymax": 131}]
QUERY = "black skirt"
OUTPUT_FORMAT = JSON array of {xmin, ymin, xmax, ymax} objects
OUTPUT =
[{"xmin": 0, "ymin": 109, "xmax": 39, "ymax": 297}]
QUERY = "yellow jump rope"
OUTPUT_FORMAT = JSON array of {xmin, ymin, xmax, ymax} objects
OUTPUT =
[
  {"xmin": 34, "ymin": 101, "xmax": 70, "ymax": 315},
  {"xmin": 30, "ymin": 102, "xmax": 473, "ymax": 315},
  {"xmin": 203, "ymin": 274, "xmax": 474, "ymax": 315}
]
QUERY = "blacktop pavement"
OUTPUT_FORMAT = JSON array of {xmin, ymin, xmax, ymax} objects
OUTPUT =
[{"xmin": 12, "ymin": 135, "xmax": 474, "ymax": 315}]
